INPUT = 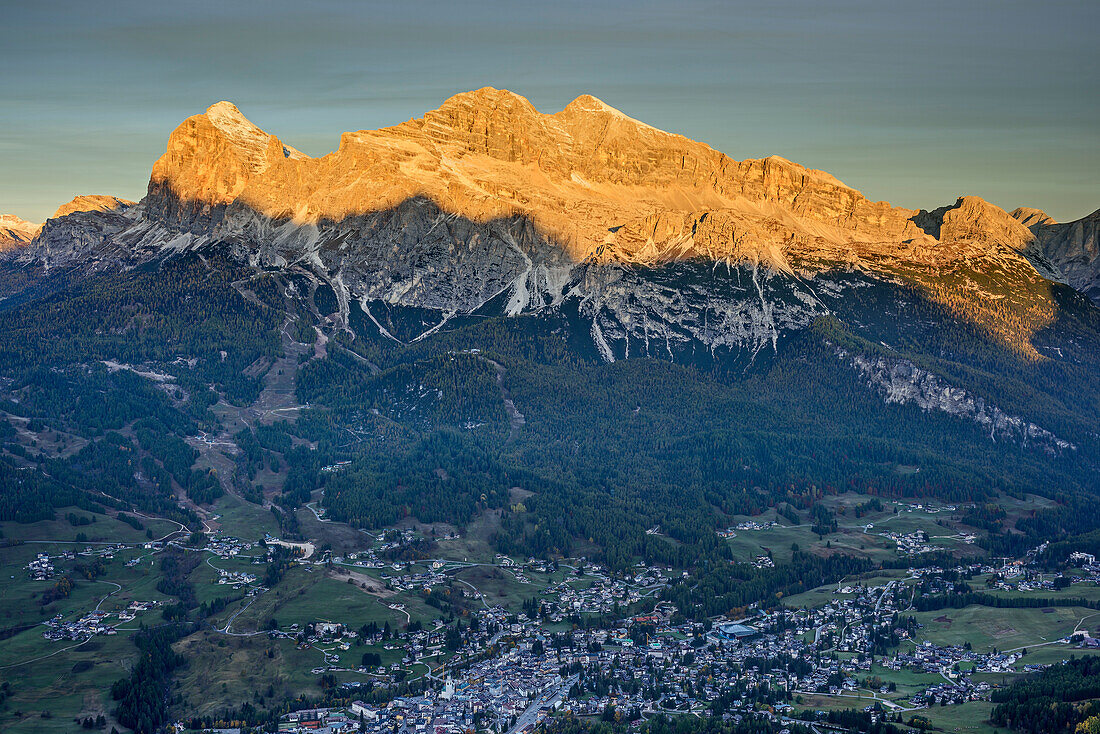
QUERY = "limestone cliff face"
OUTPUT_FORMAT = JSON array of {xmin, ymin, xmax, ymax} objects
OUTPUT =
[
  {"xmin": 845, "ymin": 351, "xmax": 1074, "ymax": 455},
  {"xmin": 142, "ymin": 89, "xmax": 936, "ymax": 272},
  {"xmin": 914, "ymin": 196, "xmax": 1033, "ymax": 250},
  {"xmin": 1010, "ymin": 207, "xmax": 1056, "ymax": 229},
  {"xmin": 14, "ymin": 196, "xmax": 136, "ymax": 273},
  {"xmin": 1014, "ymin": 208, "xmax": 1100, "ymax": 303},
  {"xmin": 147, "ymin": 101, "xmax": 305, "ymax": 228},
  {"xmin": 122, "ymin": 92, "xmax": 1090, "ymax": 362},
  {"xmin": 51, "ymin": 195, "xmax": 134, "ymax": 220},
  {"xmin": 0, "ymin": 195, "xmax": 131, "ymax": 253}
]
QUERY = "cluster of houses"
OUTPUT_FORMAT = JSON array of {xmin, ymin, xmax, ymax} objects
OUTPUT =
[
  {"xmin": 909, "ymin": 677, "xmax": 992, "ymax": 707},
  {"xmin": 271, "ymin": 548, "xmax": 1091, "ymax": 726},
  {"xmin": 1066, "ymin": 552, "xmax": 1100, "ymax": 585},
  {"xmin": 27, "ymin": 552, "xmax": 59, "ymax": 580},
  {"xmin": 214, "ymin": 568, "xmax": 257, "ymax": 588},
  {"xmin": 989, "ymin": 573, "xmax": 1064, "ymax": 593},
  {"xmin": 207, "ymin": 534, "xmax": 255, "ymax": 558},
  {"xmin": 881, "ymin": 530, "xmax": 936, "ymax": 556},
  {"xmin": 1069, "ymin": 629, "xmax": 1100, "ymax": 648},
  {"xmin": 718, "ymin": 520, "xmax": 781, "ymax": 538},
  {"xmin": 275, "ymin": 706, "xmax": 356, "ymax": 732},
  {"xmin": 534, "ymin": 567, "xmax": 667, "ymax": 619},
  {"xmin": 27, "ymin": 495, "xmax": 1093, "ymax": 733},
  {"xmin": 43, "ymin": 611, "xmax": 116, "ymax": 641},
  {"xmin": 380, "ymin": 565, "xmax": 450, "ymax": 593},
  {"xmin": 168, "ymin": 533, "xmax": 1100, "ymax": 734},
  {"xmin": 276, "ymin": 660, "xmax": 574, "ymax": 733},
  {"xmin": 332, "ymin": 529, "xmax": 425, "ymax": 572},
  {"xmin": 42, "ymin": 600, "xmax": 161, "ymax": 641},
  {"xmin": 895, "ymin": 502, "xmax": 958, "ymax": 514},
  {"xmin": 736, "ymin": 520, "xmax": 780, "ymax": 531},
  {"xmin": 1069, "ymin": 551, "xmax": 1096, "ymax": 567},
  {"xmin": 888, "ymin": 641, "xmax": 1019, "ymax": 676}
]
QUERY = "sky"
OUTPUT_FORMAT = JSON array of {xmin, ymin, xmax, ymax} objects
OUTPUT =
[{"xmin": 2, "ymin": 0, "xmax": 1097, "ymax": 223}]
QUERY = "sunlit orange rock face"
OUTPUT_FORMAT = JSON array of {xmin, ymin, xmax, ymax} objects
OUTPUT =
[
  {"xmin": 49, "ymin": 195, "xmax": 134, "ymax": 220},
  {"xmin": 134, "ymin": 89, "xmax": 1088, "ymax": 360},
  {"xmin": 147, "ymin": 88, "xmax": 1027, "ymax": 273},
  {"xmin": 0, "ymin": 214, "xmax": 39, "ymax": 252},
  {"xmin": 1, "ymin": 196, "xmax": 134, "ymax": 253}
]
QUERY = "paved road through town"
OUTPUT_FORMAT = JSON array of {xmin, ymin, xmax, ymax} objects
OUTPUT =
[{"xmin": 506, "ymin": 673, "xmax": 579, "ymax": 734}]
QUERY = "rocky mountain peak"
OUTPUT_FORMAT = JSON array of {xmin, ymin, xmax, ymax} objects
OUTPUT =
[
  {"xmin": 50, "ymin": 195, "xmax": 134, "ymax": 220},
  {"xmin": 913, "ymin": 196, "xmax": 1033, "ymax": 249},
  {"xmin": 0, "ymin": 196, "xmax": 135, "ymax": 254},
  {"xmin": 433, "ymin": 86, "xmax": 541, "ymax": 118},
  {"xmin": 1011, "ymin": 207, "xmax": 1056, "ymax": 230},
  {"xmin": 562, "ymin": 93, "xmax": 621, "ymax": 114},
  {"xmin": 138, "ymin": 91, "xmax": 946, "ymax": 264},
  {"xmin": 25, "ymin": 89, "xmax": 1093, "ymax": 340},
  {"xmin": 0, "ymin": 214, "xmax": 40, "ymax": 252},
  {"xmin": 1023, "ymin": 206, "xmax": 1100, "ymax": 303},
  {"xmin": 2, "ymin": 90, "xmax": 1097, "ymax": 390},
  {"xmin": 148, "ymin": 101, "xmax": 306, "ymax": 214}
]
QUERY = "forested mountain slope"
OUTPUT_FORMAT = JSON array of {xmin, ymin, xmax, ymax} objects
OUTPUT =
[{"xmin": 0, "ymin": 91, "xmax": 1097, "ymax": 568}]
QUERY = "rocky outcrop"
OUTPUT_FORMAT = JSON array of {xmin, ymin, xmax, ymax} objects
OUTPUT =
[
  {"xmin": 14, "ymin": 198, "xmax": 138, "ymax": 273},
  {"xmin": 1014, "ymin": 208, "xmax": 1100, "ymax": 304},
  {"xmin": 4, "ymin": 92, "xmax": 1093, "ymax": 355},
  {"xmin": 104, "ymin": 94, "xmax": 1081, "ymax": 351},
  {"xmin": 844, "ymin": 351, "xmax": 1074, "ymax": 454},
  {"xmin": 912, "ymin": 196, "xmax": 1034, "ymax": 251},
  {"xmin": 1010, "ymin": 207, "xmax": 1055, "ymax": 229}
]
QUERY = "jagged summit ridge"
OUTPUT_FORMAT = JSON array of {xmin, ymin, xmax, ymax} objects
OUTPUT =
[
  {"xmin": 1015, "ymin": 206, "xmax": 1100, "ymax": 302},
  {"xmin": 51, "ymin": 195, "xmax": 134, "ymax": 220},
  {"xmin": 145, "ymin": 90, "xmax": 937, "ymax": 270},
  {"xmin": 5, "ymin": 90, "xmax": 1098, "ymax": 368}
]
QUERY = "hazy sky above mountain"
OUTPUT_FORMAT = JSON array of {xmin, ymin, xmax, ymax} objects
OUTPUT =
[{"xmin": 2, "ymin": 0, "xmax": 1096, "ymax": 223}]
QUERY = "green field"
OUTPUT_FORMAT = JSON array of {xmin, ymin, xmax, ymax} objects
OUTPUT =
[
  {"xmin": 430, "ymin": 509, "xmax": 503, "ymax": 564},
  {"xmin": 172, "ymin": 632, "xmax": 325, "ymax": 717},
  {"xmin": 215, "ymin": 565, "xmax": 434, "ymax": 634},
  {"xmin": 209, "ymin": 492, "xmax": 280, "ymax": 538},
  {"xmin": 797, "ymin": 695, "xmax": 1001, "ymax": 734},
  {"xmin": 975, "ymin": 578, "xmax": 1100, "ymax": 605},
  {"xmin": 262, "ymin": 575, "xmax": 408, "ymax": 628},
  {"xmin": 719, "ymin": 492, "xmax": 990, "ymax": 567},
  {"xmin": 914, "ymin": 700, "xmax": 1000, "ymax": 734},
  {"xmin": 1, "ymin": 506, "xmax": 178, "ymax": 545},
  {"xmin": 0, "ymin": 632, "xmax": 136, "ymax": 733},
  {"xmin": 913, "ymin": 604, "xmax": 1094, "ymax": 653},
  {"xmin": 1008, "ymin": 644, "xmax": 1100, "ymax": 667},
  {"xmin": 452, "ymin": 564, "xmax": 549, "ymax": 611},
  {"xmin": 861, "ymin": 663, "xmax": 944, "ymax": 698},
  {"xmin": 0, "ymin": 565, "xmax": 124, "ymax": 630}
]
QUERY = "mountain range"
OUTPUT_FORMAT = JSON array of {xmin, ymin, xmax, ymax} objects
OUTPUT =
[
  {"xmin": 1, "ymin": 90, "xmax": 1098, "ymax": 558},
  {"xmin": 6, "ymin": 89, "xmax": 1098, "ymax": 325}
]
